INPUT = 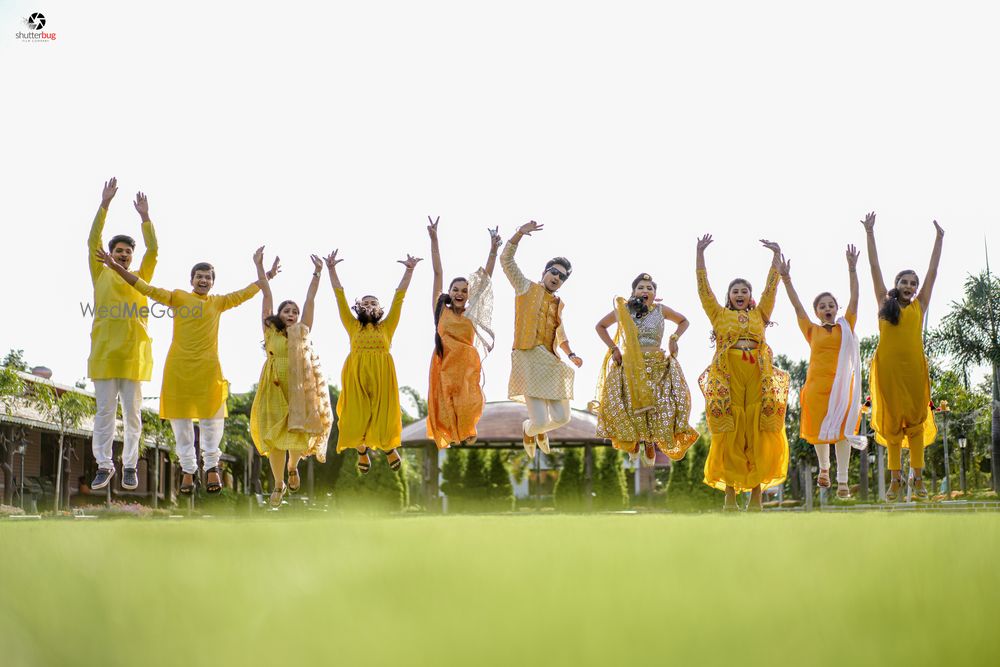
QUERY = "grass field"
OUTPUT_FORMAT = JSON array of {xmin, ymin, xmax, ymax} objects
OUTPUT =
[{"xmin": 2, "ymin": 513, "xmax": 999, "ymax": 666}]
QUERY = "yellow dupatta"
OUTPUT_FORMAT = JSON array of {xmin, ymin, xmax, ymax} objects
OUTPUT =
[
  {"xmin": 594, "ymin": 298, "xmax": 655, "ymax": 417},
  {"xmin": 286, "ymin": 323, "xmax": 334, "ymax": 462}
]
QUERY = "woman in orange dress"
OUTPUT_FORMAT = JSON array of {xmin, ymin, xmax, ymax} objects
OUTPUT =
[
  {"xmin": 862, "ymin": 212, "xmax": 944, "ymax": 501},
  {"xmin": 779, "ymin": 244, "xmax": 865, "ymax": 499},
  {"xmin": 426, "ymin": 217, "xmax": 501, "ymax": 448},
  {"xmin": 696, "ymin": 235, "xmax": 790, "ymax": 511}
]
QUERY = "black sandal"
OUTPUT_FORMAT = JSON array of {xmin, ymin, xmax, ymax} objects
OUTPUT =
[
  {"xmin": 357, "ymin": 448, "xmax": 371, "ymax": 474},
  {"xmin": 205, "ymin": 467, "xmax": 223, "ymax": 494},
  {"xmin": 387, "ymin": 449, "xmax": 402, "ymax": 471},
  {"xmin": 287, "ymin": 468, "xmax": 300, "ymax": 493},
  {"xmin": 180, "ymin": 472, "xmax": 196, "ymax": 495}
]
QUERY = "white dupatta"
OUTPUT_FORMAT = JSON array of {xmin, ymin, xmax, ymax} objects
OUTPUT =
[{"xmin": 818, "ymin": 317, "xmax": 867, "ymax": 449}]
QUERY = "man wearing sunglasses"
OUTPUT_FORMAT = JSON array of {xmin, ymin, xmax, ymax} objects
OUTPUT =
[{"xmin": 501, "ymin": 220, "xmax": 583, "ymax": 458}]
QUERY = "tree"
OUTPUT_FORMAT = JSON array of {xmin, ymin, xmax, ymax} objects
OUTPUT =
[
  {"xmin": 930, "ymin": 270, "xmax": 1000, "ymax": 490},
  {"xmin": 141, "ymin": 409, "xmax": 175, "ymax": 508},
  {"xmin": 2, "ymin": 349, "xmax": 28, "ymax": 372},
  {"xmin": 593, "ymin": 448, "xmax": 628, "ymax": 510},
  {"xmin": 333, "ymin": 450, "xmax": 406, "ymax": 512},
  {"xmin": 554, "ymin": 448, "xmax": 585, "ymax": 512},
  {"xmin": 463, "ymin": 448, "xmax": 489, "ymax": 511},
  {"xmin": 665, "ymin": 413, "xmax": 716, "ymax": 510},
  {"xmin": 440, "ymin": 448, "xmax": 466, "ymax": 512},
  {"xmin": 0, "ymin": 366, "xmax": 27, "ymax": 504},
  {"xmin": 32, "ymin": 383, "xmax": 95, "ymax": 511},
  {"xmin": 486, "ymin": 450, "xmax": 514, "ymax": 512}
]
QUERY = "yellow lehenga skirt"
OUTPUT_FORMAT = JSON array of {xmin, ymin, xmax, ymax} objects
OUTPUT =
[
  {"xmin": 703, "ymin": 349, "xmax": 789, "ymax": 491},
  {"xmin": 251, "ymin": 328, "xmax": 310, "ymax": 454},
  {"xmin": 596, "ymin": 349, "xmax": 699, "ymax": 459}
]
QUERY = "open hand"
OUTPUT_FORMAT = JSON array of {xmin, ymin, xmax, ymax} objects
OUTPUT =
[
  {"xmin": 518, "ymin": 220, "xmax": 544, "ymax": 236},
  {"xmin": 325, "ymin": 250, "xmax": 343, "ymax": 270},
  {"xmin": 760, "ymin": 239, "xmax": 781, "ymax": 256},
  {"xmin": 266, "ymin": 256, "xmax": 282, "ymax": 280},
  {"xmin": 310, "ymin": 254, "xmax": 323, "ymax": 273},
  {"xmin": 95, "ymin": 247, "xmax": 119, "ymax": 269},
  {"xmin": 696, "ymin": 234, "xmax": 713, "ymax": 252},
  {"xmin": 399, "ymin": 254, "xmax": 423, "ymax": 270},
  {"xmin": 777, "ymin": 254, "xmax": 791, "ymax": 278},
  {"xmin": 846, "ymin": 244, "xmax": 859, "ymax": 269},
  {"xmin": 861, "ymin": 211, "xmax": 876, "ymax": 232},
  {"xmin": 253, "ymin": 246, "xmax": 264, "ymax": 267},
  {"xmin": 133, "ymin": 192, "xmax": 149, "ymax": 219},
  {"xmin": 101, "ymin": 177, "xmax": 118, "ymax": 207}
]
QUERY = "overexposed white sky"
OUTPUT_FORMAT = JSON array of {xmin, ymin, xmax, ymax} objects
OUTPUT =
[{"xmin": 2, "ymin": 1, "xmax": 998, "ymax": 419}]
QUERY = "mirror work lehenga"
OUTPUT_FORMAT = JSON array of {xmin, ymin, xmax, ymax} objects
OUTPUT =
[
  {"xmin": 427, "ymin": 269, "xmax": 496, "ymax": 449},
  {"xmin": 250, "ymin": 322, "xmax": 334, "ymax": 462},
  {"xmin": 594, "ymin": 299, "xmax": 699, "ymax": 459},
  {"xmin": 697, "ymin": 267, "xmax": 790, "ymax": 492}
]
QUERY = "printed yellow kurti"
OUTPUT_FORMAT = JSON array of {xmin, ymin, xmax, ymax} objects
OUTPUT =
[
  {"xmin": 334, "ymin": 287, "xmax": 406, "ymax": 452},
  {"xmin": 251, "ymin": 326, "xmax": 310, "ymax": 453},
  {"xmin": 870, "ymin": 301, "xmax": 937, "ymax": 455},
  {"xmin": 799, "ymin": 313, "xmax": 857, "ymax": 444},
  {"xmin": 697, "ymin": 267, "xmax": 789, "ymax": 492},
  {"xmin": 87, "ymin": 207, "xmax": 158, "ymax": 381},
  {"xmin": 133, "ymin": 279, "xmax": 260, "ymax": 419}
]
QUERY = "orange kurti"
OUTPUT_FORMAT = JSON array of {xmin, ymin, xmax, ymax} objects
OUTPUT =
[
  {"xmin": 798, "ymin": 312, "xmax": 857, "ymax": 444},
  {"xmin": 427, "ymin": 308, "xmax": 485, "ymax": 449}
]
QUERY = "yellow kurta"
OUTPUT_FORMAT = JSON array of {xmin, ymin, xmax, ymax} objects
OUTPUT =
[
  {"xmin": 427, "ymin": 308, "xmax": 484, "ymax": 449},
  {"xmin": 334, "ymin": 287, "xmax": 406, "ymax": 452},
  {"xmin": 87, "ymin": 207, "xmax": 158, "ymax": 381},
  {"xmin": 250, "ymin": 326, "xmax": 310, "ymax": 454},
  {"xmin": 697, "ymin": 267, "xmax": 790, "ymax": 492},
  {"xmin": 870, "ymin": 300, "xmax": 937, "ymax": 449},
  {"xmin": 133, "ymin": 279, "xmax": 260, "ymax": 419},
  {"xmin": 799, "ymin": 312, "xmax": 857, "ymax": 444}
]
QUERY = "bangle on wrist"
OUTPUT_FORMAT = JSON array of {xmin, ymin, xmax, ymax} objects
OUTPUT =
[
  {"xmin": 568, "ymin": 352, "xmax": 579, "ymax": 359},
  {"xmin": 669, "ymin": 334, "xmax": 680, "ymax": 342}
]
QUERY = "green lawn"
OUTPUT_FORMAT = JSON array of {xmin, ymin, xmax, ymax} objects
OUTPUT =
[{"xmin": 2, "ymin": 513, "xmax": 998, "ymax": 666}]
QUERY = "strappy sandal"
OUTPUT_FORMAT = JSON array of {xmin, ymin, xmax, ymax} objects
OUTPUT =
[
  {"xmin": 287, "ymin": 467, "xmax": 300, "ymax": 493},
  {"xmin": 357, "ymin": 448, "xmax": 371, "ymax": 474},
  {"xmin": 817, "ymin": 468, "xmax": 831, "ymax": 488},
  {"xmin": 910, "ymin": 476, "xmax": 928, "ymax": 501},
  {"xmin": 387, "ymin": 449, "xmax": 402, "ymax": 472},
  {"xmin": 836, "ymin": 482, "xmax": 851, "ymax": 499},
  {"xmin": 269, "ymin": 483, "xmax": 287, "ymax": 508},
  {"xmin": 886, "ymin": 477, "xmax": 903, "ymax": 502},
  {"xmin": 205, "ymin": 467, "xmax": 223, "ymax": 494},
  {"xmin": 463, "ymin": 435, "xmax": 478, "ymax": 446},
  {"xmin": 641, "ymin": 442, "xmax": 657, "ymax": 468},
  {"xmin": 180, "ymin": 472, "xmax": 196, "ymax": 495}
]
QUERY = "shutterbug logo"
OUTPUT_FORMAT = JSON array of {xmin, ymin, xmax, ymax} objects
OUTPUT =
[{"xmin": 16, "ymin": 12, "xmax": 57, "ymax": 41}]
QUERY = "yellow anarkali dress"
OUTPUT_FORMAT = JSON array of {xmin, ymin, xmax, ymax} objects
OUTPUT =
[
  {"xmin": 334, "ymin": 287, "xmax": 407, "ymax": 452},
  {"xmin": 869, "ymin": 300, "xmax": 937, "ymax": 470},
  {"xmin": 698, "ymin": 267, "xmax": 790, "ymax": 492}
]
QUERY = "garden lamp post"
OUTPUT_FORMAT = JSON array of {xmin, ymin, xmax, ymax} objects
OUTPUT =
[
  {"xmin": 958, "ymin": 436, "xmax": 968, "ymax": 495},
  {"xmin": 936, "ymin": 400, "xmax": 951, "ymax": 496}
]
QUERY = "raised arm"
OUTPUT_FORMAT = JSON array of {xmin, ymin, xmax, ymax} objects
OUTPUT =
[
  {"xmin": 917, "ymin": 221, "xmax": 945, "ymax": 311},
  {"xmin": 254, "ymin": 246, "xmax": 273, "ymax": 333},
  {"xmin": 502, "ymin": 221, "xmax": 543, "ymax": 295},
  {"xmin": 133, "ymin": 191, "xmax": 158, "ymax": 281},
  {"xmin": 325, "ymin": 250, "xmax": 355, "ymax": 331},
  {"xmin": 695, "ymin": 234, "xmax": 722, "ymax": 319},
  {"xmin": 661, "ymin": 305, "xmax": 689, "ymax": 357},
  {"xmin": 89, "ymin": 178, "xmax": 118, "ymax": 282},
  {"xmin": 301, "ymin": 255, "xmax": 323, "ymax": 330},
  {"xmin": 384, "ymin": 255, "xmax": 423, "ymax": 338},
  {"xmin": 846, "ymin": 243, "xmax": 860, "ymax": 318},
  {"xmin": 484, "ymin": 227, "xmax": 502, "ymax": 277},
  {"xmin": 777, "ymin": 255, "xmax": 810, "ymax": 322},
  {"xmin": 861, "ymin": 212, "xmax": 887, "ymax": 305},
  {"xmin": 428, "ymin": 216, "xmax": 443, "ymax": 309},
  {"xmin": 757, "ymin": 240, "xmax": 783, "ymax": 319},
  {"xmin": 396, "ymin": 253, "xmax": 422, "ymax": 292}
]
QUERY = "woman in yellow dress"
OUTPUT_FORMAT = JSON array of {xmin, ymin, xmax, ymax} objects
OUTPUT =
[
  {"xmin": 326, "ymin": 249, "xmax": 422, "ymax": 473},
  {"xmin": 594, "ymin": 273, "xmax": 699, "ymax": 466},
  {"xmin": 778, "ymin": 245, "xmax": 865, "ymax": 499},
  {"xmin": 426, "ymin": 217, "xmax": 500, "ymax": 449},
  {"xmin": 696, "ymin": 235, "xmax": 790, "ymax": 511},
  {"xmin": 862, "ymin": 212, "xmax": 944, "ymax": 501},
  {"xmin": 250, "ymin": 252, "xmax": 334, "ymax": 508}
]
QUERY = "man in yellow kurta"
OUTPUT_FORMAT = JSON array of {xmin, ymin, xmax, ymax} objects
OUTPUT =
[
  {"xmin": 87, "ymin": 178, "xmax": 157, "ymax": 492},
  {"xmin": 97, "ymin": 246, "xmax": 267, "ymax": 494},
  {"xmin": 501, "ymin": 221, "xmax": 583, "ymax": 458}
]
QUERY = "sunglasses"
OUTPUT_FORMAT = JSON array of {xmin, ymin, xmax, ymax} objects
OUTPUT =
[{"xmin": 547, "ymin": 267, "xmax": 569, "ymax": 281}]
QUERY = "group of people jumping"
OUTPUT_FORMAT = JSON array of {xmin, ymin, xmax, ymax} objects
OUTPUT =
[{"xmin": 85, "ymin": 177, "xmax": 944, "ymax": 510}]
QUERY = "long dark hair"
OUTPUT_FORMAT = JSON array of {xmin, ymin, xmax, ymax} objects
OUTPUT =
[
  {"xmin": 434, "ymin": 278, "xmax": 467, "ymax": 357},
  {"xmin": 879, "ymin": 270, "xmax": 918, "ymax": 326},
  {"xmin": 264, "ymin": 300, "xmax": 297, "ymax": 333}
]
